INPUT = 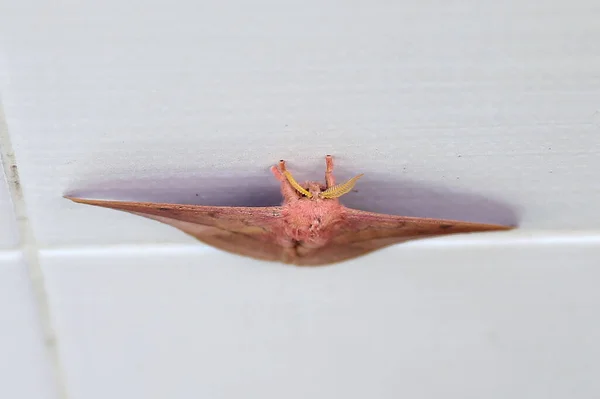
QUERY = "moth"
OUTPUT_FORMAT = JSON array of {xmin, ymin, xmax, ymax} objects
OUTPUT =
[{"xmin": 66, "ymin": 155, "xmax": 513, "ymax": 266}]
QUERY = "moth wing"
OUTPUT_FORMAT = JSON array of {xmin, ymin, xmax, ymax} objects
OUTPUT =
[
  {"xmin": 294, "ymin": 208, "xmax": 513, "ymax": 266},
  {"xmin": 66, "ymin": 197, "xmax": 293, "ymax": 263}
]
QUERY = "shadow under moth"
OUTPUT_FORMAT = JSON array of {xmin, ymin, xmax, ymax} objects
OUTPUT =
[{"xmin": 66, "ymin": 155, "xmax": 513, "ymax": 266}]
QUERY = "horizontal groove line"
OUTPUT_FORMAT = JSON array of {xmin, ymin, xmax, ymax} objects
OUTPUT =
[
  {"xmin": 34, "ymin": 232, "xmax": 600, "ymax": 258},
  {"xmin": 0, "ymin": 250, "xmax": 22, "ymax": 261}
]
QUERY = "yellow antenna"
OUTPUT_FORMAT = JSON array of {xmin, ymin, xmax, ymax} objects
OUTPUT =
[
  {"xmin": 320, "ymin": 174, "xmax": 364, "ymax": 199},
  {"xmin": 283, "ymin": 170, "xmax": 313, "ymax": 198}
]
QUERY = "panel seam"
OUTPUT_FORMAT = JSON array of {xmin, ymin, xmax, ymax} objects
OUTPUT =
[{"xmin": 0, "ymin": 106, "xmax": 69, "ymax": 399}]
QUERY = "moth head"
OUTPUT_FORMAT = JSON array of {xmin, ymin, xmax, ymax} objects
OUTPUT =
[
  {"xmin": 307, "ymin": 182, "xmax": 324, "ymax": 198},
  {"xmin": 283, "ymin": 170, "xmax": 363, "ymax": 200}
]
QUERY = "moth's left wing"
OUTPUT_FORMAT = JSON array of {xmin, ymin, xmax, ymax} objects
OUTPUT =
[
  {"xmin": 65, "ymin": 197, "xmax": 295, "ymax": 263},
  {"xmin": 293, "ymin": 208, "xmax": 514, "ymax": 266}
]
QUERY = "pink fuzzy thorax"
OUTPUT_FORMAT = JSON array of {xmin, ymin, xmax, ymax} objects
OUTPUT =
[{"xmin": 279, "ymin": 192, "xmax": 345, "ymax": 247}]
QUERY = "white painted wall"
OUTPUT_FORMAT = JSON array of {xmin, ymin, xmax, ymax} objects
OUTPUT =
[{"xmin": 1, "ymin": 1, "xmax": 599, "ymax": 398}]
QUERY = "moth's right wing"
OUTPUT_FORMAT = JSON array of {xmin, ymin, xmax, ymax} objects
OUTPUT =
[
  {"xmin": 66, "ymin": 197, "xmax": 295, "ymax": 263},
  {"xmin": 293, "ymin": 208, "xmax": 514, "ymax": 266}
]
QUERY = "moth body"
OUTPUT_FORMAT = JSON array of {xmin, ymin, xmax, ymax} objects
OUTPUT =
[
  {"xmin": 65, "ymin": 155, "xmax": 514, "ymax": 266},
  {"xmin": 280, "ymin": 194, "xmax": 345, "ymax": 248}
]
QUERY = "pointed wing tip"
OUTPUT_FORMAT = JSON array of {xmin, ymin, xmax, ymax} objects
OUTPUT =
[
  {"xmin": 63, "ymin": 196, "xmax": 113, "ymax": 207},
  {"xmin": 64, "ymin": 195, "xmax": 91, "ymax": 204},
  {"xmin": 63, "ymin": 195, "xmax": 80, "ymax": 202},
  {"xmin": 475, "ymin": 223, "xmax": 516, "ymax": 233},
  {"xmin": 494, "ymin": 223, "xmax": 517, "ymax": 231}
]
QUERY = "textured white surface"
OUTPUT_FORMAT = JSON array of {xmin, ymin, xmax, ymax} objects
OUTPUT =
[
  {"xmin": 1, "ymin": 0, "xmax": 600, "ymax": 398},
  {"xmin": 0, "ymin": 166, "xmax": 18, "ymax": 248},
  {"xmin": 41, "ymin": 242, "xmax": 600, "ymax": 399},
  {"xmin": 0, "ymin": 252, "xmax": 59, "ymax": 399},
  {"xmin": 1, "ymin": 1, "xmax": 599, "ymax": 247}
]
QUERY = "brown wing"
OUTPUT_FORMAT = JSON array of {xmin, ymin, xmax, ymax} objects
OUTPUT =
[
  {"xmin": 292, "ymin": 208, "xmax": 514, "ymax": 266},
  {"xmin": 65, "ymin": 197, "xmax": 296, "ymax": 263}
]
